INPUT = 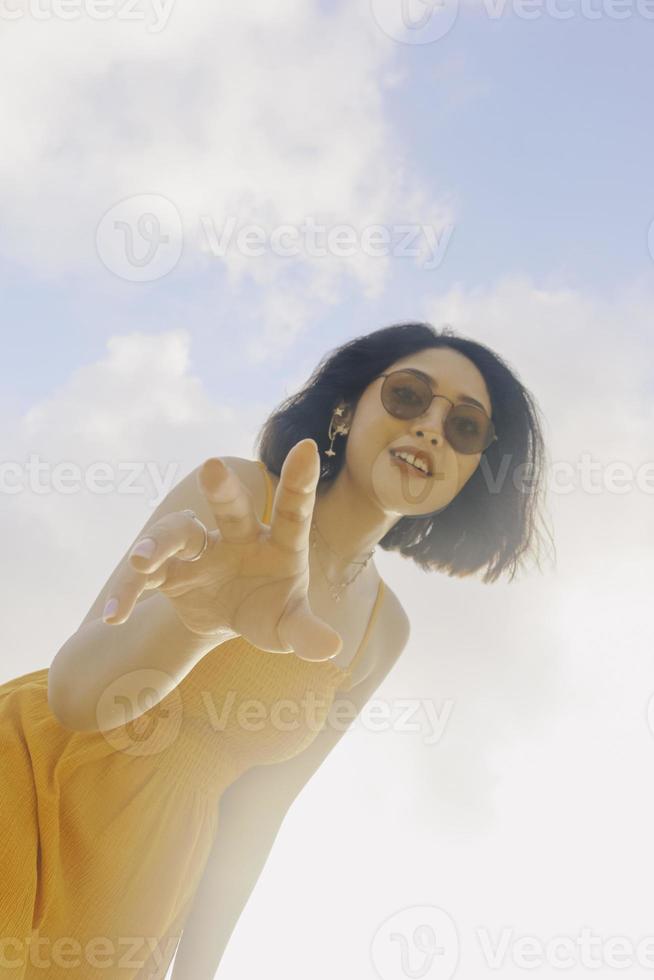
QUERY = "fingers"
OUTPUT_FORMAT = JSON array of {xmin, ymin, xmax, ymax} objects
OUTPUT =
[
  {"xmin": 102, "ymin": 564, "xmax": 167, "ymax": 624},
  {"xmin": 128, "ymin": 511, "xmax": 210, "ymax": 572},
  {"xmin": 268, "ymin": 439, "xmax": 320, "ymax": 563},
  {"xmin": 103, "ymin": 511, "xmax": 210, "ymax": 624},
  {"xmin": 197, "ymin": 457, "xmax": 260, "ymax": 544}
]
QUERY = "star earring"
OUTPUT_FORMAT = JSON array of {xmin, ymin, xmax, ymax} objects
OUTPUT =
[{"xmin": 325, "ymin": 405, "xmax": 350, "ymax": 457}]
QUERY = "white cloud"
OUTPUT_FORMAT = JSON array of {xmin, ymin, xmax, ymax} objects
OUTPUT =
[{"xmin": 0, "ymin": 0, "xmax": 453, "ymax": 353}]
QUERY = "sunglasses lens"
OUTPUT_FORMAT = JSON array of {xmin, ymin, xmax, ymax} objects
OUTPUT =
[
  {"xmin": 445, "ymin": 406, "xmax": 492, "ymax": 454},
  {"xmin": 381, "ymin": 372, "xmax": 430, "ymax": 419},
  {"xmin": 382, "ymin": 371, "xmax": 494, "ymax": 454}
]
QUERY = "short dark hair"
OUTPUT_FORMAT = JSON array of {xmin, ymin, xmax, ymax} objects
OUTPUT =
[{"xmin": 254, "ymin": 322, "xmax": 553, "ymax": 583}]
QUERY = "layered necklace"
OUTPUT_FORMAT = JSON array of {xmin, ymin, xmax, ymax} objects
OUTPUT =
[{"xmin": 309, "ymin": 519, "xmax": 375, "ymax": 603}]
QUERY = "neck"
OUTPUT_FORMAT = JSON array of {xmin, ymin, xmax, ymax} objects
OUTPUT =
[{"xmin": 310, "ymin": 466, "xmax": 399, "ymax": 580}]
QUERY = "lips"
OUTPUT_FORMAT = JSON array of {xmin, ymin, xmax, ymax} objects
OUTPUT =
[{"xmin": 389, "ymin": 446, "xmax": 434, "ymax": 478}]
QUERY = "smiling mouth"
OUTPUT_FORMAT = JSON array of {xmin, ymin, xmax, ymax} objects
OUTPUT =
[{"xmin": 389, "ymin": 450, "xmax": 444, "ymax": 480}]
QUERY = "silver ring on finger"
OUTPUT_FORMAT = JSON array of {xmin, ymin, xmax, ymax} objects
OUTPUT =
[{"xmin": 180, "ymin": 509, "xmax": 209, "ymax": 562}]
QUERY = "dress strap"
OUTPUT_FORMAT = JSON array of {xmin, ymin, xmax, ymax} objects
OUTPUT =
[{"xmin": 336, "ymin": 578, "xmax": 385, "ymax": 692}]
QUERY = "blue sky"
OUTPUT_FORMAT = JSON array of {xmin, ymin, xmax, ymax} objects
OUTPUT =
[{"xmin": 3, "ymin": 5, "xmax": 653, "ymax": 414}]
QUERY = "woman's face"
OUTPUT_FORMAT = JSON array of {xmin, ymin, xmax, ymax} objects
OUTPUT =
[{"xmin": 344, "ymin": 346, "xmax": 493, "ymax": 517}]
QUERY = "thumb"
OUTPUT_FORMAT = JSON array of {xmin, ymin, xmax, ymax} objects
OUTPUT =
[{"xmin": 277, "ymin": 593, "xmax": 343, "ymax": 663}]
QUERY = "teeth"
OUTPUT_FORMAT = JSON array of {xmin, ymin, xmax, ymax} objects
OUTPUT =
[{"xmin": 392, "ymin": 450, "xmax": 429, "ymax": 474}]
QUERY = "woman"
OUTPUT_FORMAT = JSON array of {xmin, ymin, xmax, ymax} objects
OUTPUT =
[{"xmin": 0, "ymin": 322, "xmax": 549, "ymax": 978}]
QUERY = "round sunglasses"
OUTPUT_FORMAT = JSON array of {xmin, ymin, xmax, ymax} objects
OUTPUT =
[{"xmin": 379, "ymin": 370, "xmax": 497, "ymax": 455}]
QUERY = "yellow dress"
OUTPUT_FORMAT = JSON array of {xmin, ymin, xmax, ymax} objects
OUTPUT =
[{"xmin": 0, "ymin": 460, "xmax": 385, "ymax": 979}]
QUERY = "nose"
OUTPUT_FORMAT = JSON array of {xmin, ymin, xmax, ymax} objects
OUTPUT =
[{"xmin": 410, "ymin": 399, "xmax": 448, "ymax": 447}]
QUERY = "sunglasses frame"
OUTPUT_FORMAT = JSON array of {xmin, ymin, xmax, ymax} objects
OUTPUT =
[{"xmin": 378, "ymin": 370, "xmax": 498, "ymax": 455}]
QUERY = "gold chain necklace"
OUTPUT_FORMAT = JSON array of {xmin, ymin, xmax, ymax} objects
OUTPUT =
[{"xmin": 309, "ymin": 520, "xmax": 375, "ymax": 603}]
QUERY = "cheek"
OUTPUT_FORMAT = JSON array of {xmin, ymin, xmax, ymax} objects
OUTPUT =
[
  {"xmin": 348, "ymin": 411, "xmax": 392, "ymax": 455},
  {"xmin": 344, "ymin": 425, "xmax": 380, "ymax": 473}
]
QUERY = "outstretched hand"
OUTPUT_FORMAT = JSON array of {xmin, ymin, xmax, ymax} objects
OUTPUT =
[{"xmin": 103, "ymin": 439, "xmax": 343, "ymax": 663}]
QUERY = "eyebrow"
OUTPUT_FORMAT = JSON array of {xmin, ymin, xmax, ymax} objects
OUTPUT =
[{"xmin": 403, "ymin": 368, "xmax": 490, "ymax": 414}]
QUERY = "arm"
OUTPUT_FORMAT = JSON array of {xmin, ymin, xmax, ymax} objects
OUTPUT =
[
  {"xmin": 48, "ymin": 453, "xmax": 281, "ymax": 731},
  {"xmin": 170, "ymin": 592, "xmax": 410, "ymax": 980},
  {"xmin": 48, "ymin": 593, "xmax": 233, "ymax": 732}
]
